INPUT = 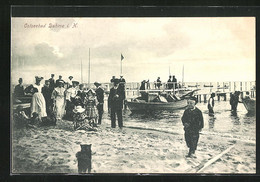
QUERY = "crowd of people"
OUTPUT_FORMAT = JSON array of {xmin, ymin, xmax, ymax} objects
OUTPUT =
[
  {"xmin": 13, "ymin": 75, "xmax": 253, "ymax": 159},
  {"xmin": 13, "ymin": 74, "xmax": 127, "ymax": 130}
]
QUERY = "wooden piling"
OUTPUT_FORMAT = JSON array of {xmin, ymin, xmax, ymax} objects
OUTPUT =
[
  {"xmin": 224, "ymin": 93, "xmax": 226, "ymax": 101},
  {"xmin": 199, "ymin": 95, "xmax": 201, "ymax": 103},
  {"xmin": 203, "ymin": 94, "xmax": 207, "ymax": 103}
]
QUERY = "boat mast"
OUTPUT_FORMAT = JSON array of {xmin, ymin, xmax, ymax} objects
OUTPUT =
[
  {"xmin": 88, "ymin": 48, "xmax": 90, "ymax": 87},
  {"xmin": 81, "ymin": 58, "xmax": 83, "ymax": 83},
  {"xmin": 182, "ymin": 65, "xmax": 184, "ymax": 86}
]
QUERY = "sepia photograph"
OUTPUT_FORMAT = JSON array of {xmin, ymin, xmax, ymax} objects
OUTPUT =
[{"xmin": 11, "ymin": 16, "xmax": 256, "ymax": 174}]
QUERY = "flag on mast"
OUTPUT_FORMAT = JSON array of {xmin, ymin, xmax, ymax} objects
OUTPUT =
[{"xmin": 121, "ymin": 53, "xmax": 124, "ymax": 61}]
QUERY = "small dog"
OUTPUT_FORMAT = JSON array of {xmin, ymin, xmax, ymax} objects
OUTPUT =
[{"xmin": 76, "ymin": 144, "xmax": 92, "ymax": 173}]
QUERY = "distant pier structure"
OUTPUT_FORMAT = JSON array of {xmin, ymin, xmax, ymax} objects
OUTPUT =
[{"xmin": 98, "ymin": 81, "xmax": 256, "ymax": 102}]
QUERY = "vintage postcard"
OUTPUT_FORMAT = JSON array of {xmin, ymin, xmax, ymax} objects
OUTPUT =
[{"xmin": 11, "ymin": 14, "xmax": 256, "ymax": 174}]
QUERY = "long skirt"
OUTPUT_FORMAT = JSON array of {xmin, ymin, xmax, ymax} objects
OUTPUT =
[
  {"xmin": 54, "ymin": 96, "xmax": 66, "ymax": 119},
  {"xmin": 31, "ymin": 93, "xmax": 47, "ymax": 118}
]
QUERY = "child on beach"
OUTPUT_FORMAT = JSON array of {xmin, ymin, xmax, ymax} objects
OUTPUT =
[{"xmin": 73, "ymin": 106, "xmax": 96, "ymax": 131}]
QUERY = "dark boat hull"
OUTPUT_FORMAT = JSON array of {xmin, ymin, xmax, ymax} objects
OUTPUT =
[
  {"xmin": 126, "ymin": 99, "xmax": 187, "ymax": 112},
  {"xmin": 242, "ymin": 98, "xmax": 256, "ymax": 113}
]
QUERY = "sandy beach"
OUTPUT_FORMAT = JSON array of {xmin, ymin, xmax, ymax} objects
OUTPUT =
[{"xmin": 12, "ymin": 116, "xmax": 255, "ymax": 174}]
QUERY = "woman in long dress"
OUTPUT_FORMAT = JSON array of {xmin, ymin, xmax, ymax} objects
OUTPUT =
[
  {"xmin": 52, "ymin": 80, "xmax": 66, "ymax": 120},
  {"xmin": 30, "ymin": 76, "xmax": 47, "ymax": 119}
]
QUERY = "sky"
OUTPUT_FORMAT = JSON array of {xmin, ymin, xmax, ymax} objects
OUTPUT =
[{"xmin": 11, "ymin": 17, "xmax": 255, "ymax": 84}]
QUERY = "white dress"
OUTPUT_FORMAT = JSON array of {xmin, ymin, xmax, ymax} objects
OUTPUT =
[
  {"xmin": 31, "ymin": 84, "xmax": 47, "ymax": 118},
  {"xmin": 52, "ymin": 87, "xmax": 66, "ymax": 119}
]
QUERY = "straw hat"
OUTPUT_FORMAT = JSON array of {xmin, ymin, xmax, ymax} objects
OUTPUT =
[{"xmin": 73, "ymin": 105, "xmax": 85, "ymax": 113}]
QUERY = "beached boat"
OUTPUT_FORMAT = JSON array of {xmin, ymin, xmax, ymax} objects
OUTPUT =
[
  {"xmin": 242, "ymin": 98, "xmax": 256, "ymax": 113},
  {"xmin": 126, "ymin": 99, "xmax": 187, "ymax": 112}
]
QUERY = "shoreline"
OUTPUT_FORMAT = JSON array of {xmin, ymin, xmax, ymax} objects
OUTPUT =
[{"xmin": 12, "ymin": 118, "xmax": 255, "ymax": 174}]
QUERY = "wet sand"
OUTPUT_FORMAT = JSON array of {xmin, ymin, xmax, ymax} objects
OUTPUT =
[{"xmin": 12, "ymin": 117, "xmax": 255, "ymax": 173}]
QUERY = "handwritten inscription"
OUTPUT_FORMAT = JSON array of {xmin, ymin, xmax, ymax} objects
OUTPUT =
[{"xmin": 24, "ymin": 23, "xmax": 78, "ymax": 29}]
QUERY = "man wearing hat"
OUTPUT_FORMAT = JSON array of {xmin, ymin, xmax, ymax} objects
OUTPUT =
[
  {"xmin": 172, "ymin": 75, "xmax": 177, "ymax": 89},
  {"xmin": 181, "ymin": 97, "xmax": 204, "ymax": 158},
  {"xmin": 108, "ymin": 78, "xmax": 124, "ymax": 128},
  {"xmin": 55, "ymin": 75, "xmax": 65, "ymax": 87},
  {"xmin": 67, "ymin": 76, "xmax": 74, "ymax": 88},
  {"xmin": 49, "ymin": 74, "xmax": 55, "ymax": 91},
  {"xmin": 94, "ymin": 82, "xmax": 104, "ymax": 124},
  {"xmin": 118, "ymin": 75, "xmax": 126, "ymax": 109},
  {"xmin": 42, "ymin": 80, "xmax": 53, "ymax": 117},
  {"xmin": 14, "ymin": 78, "xmax": 25, "ymax": 99}
]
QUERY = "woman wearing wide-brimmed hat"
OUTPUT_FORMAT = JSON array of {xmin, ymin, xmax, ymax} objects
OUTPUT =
[
  {"xmin": 51, "ymin": 80, "xmax": 66, "ymax": 120},
  {"xmin": 72, "ymin": 105, "xmax": 96, "ymax": 131},
  {"xmin": 85, "ymin": 89, "xmax": 98, "ymax": 127},
  {"xmin": 30, "ymin": 76, "xmax": 47, "ymax": 119}
]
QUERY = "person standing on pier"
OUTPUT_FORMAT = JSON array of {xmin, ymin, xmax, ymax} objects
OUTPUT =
[
  {"xmin": 172, "ymin": 75, "xmax": 177, "ymax": 89},
  {"xmin": 156, "ymin": 77, "xmax": 162, "ymax": 89},
  {"xmin": 108, "ymin": 79, "xmax": 124, "ymax": 129},
  {"xmin": 146, "ymin": 79, "xmax": 150, "ymax": 89},
  {"xmin": 94, "ymin": 82, "xmax": 104, "ymax": 125},
  {"xmin": 182, "ymin": 97, "xmax": 204, "ymax": 158},
  {"xmin": 208, "ymin": 93, "xmax": 215, "ymax": 116},
  {"xmin": 167, "ymin": 76, "xmax": 172, "ymax": 89}
]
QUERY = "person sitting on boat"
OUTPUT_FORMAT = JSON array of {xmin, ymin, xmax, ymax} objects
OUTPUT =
[
  {"xmin": 182, "ymin": 97, "xmax": 204, "ymax": 158},
  {"xmin": 85, "ymin": 89, "xmax": 98, "ymax": 127},
  {"xmin": 73, "ymin": 105, "xmax": 97, "ymax": 131},
  {"xmin": 208, "ymin": 93, "xmax": 215, "ymax": 116}
]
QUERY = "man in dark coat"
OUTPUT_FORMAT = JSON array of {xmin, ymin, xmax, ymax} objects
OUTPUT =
[
  {"xmin": 167, "ymin": 76, "xmax": 172, "ymax": 89},
  {"xmin": 156, "ymin": 77, "xmax": 162, "ymax": 89},
  {"xmin": 181, "ymin": 97, "xmax": 204, "ymax": 157},
  {"xmin": 49, "ymin": 74, "xmax": 55, "ymax": 91},
  {"xmin": 172, "ymin": 75, "xmax": 177, "ymax": 89},
  {"xmin": 230, "ymin": 91, "xmax": 241, "ymax": 112},
  {"xmin": 56, "ymin": 75, "xmax": 65, "ymax": 87},
  {"xmin": 119, "ymin": 75, "xmax": 126, "ymax": 109},
  {"xmin": 42, "ymin": 80, "xmax": 53, "ymax": 117},
  {"xmin": 14, "ymin": 78, "xmax": 25, "ymax": 99},
  {"xmin": 94, "ymin": 82, "xmax": 104, "ymax": 125},
  {"xmin": 108, "ymin": 79, "xmax": 124, "ymax": 128}
]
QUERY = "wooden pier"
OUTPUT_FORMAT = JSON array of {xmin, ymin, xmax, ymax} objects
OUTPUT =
[{"xmin": 100, "ymin": 81, "xmax": 256, "ymax": 101}]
